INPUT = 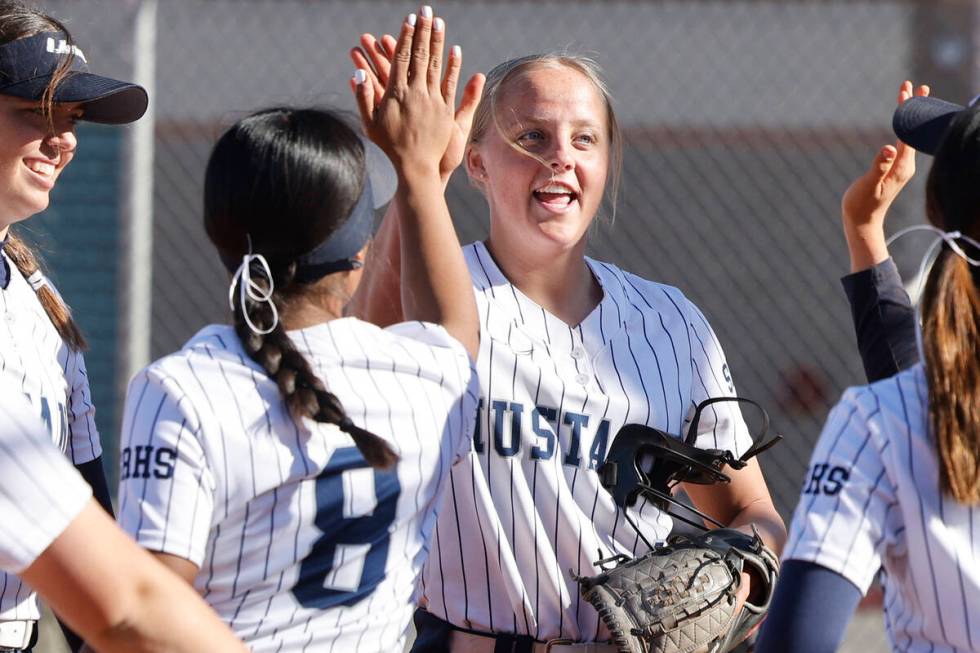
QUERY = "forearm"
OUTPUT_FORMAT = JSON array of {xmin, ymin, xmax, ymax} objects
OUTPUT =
[
  {"xmin": 396, "ymin": 168, "xmax": 479, "ymax": 357},
  {"xmin": 346, "ymin": 203, "xmax": 405, "ymax": 326},
  {"xmin": 725, "ymin": 497, "xmax": 787, "ymax": 556},
  {"xmin": 843, "ymin": 222, "xmax": 890, "ymax": 273},
  {"xmin": 90, "ymin": 580, "xmax": 238, "ymax": 653},
  {"xmin": 23, "ymin": 502, "xmax": 244, "ymax": 653},
  {"xmin": 63, "ymin": 459, "xmax": 114, "ymax": 652}
]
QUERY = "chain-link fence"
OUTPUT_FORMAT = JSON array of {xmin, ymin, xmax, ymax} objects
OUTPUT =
[
  {"xmin": 29, "ymin": 1, "xmax": 974, "ymax": 651},
  {"xmin": 147, "ymin": 0, "xmax": 928, "ymax": 518}
]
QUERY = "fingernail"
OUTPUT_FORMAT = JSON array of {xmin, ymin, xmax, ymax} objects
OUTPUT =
[
  {"xmin": 421, "ymin": 5, "xmax": 433, "ymax": 18},
  {"xmin": 407, "ymin": 13, "xmax": 417, "ymax": 26},
  {"xmin": 354, "ymin": 69, "xmax": 367, "ymax": 85},
  {"xmin": 434, "ymin": 17, "xmax": 445, "ymax": 32},
  {"xmin": 452, "ymin": 44, "xmax": 461, "ymax": 58}
]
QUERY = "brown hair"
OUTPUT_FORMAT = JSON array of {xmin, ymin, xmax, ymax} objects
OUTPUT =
[
  {"xmin": 1, "ymin": 1, "xmax": 86, "ymax": 351},
  {"xmin": 468, "ymin": 52, "xmax": 624, "ymax": 222},
  {"xmin": 204, "ymin": 107, "xmax": 397, "ymax": 469},
  {"xmin": 921, "ymin": 105, "xmax": 980, "ymax": 504}
]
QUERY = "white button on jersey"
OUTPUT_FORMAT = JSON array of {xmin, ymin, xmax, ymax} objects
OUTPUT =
[{"xmin": 784, "ymin": 364, "xmax": 980, "ymax": 653}]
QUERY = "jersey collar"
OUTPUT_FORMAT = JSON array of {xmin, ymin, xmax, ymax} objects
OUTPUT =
[{"xmin": 470, "ymin": 241, "xmax": 632, "ymax": 352}]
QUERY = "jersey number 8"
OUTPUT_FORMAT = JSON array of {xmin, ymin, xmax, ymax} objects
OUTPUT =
[{"xmin": 292, "ymin": 446, "xmax": 402, "ymax": 609}]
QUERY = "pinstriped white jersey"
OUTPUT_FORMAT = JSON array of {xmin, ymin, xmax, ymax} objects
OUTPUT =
[
  {"xmin": 0, "ymin": 374, "xmax": 92, "ymax": 573},
  {"xmin": 784, "ymin": 364, "xmax": 980, "ymax": 652},
  {"xmin": 419, "ymin": 241, "xmax": 752, "ymax": 642},
  {"xmin": 0, "ymin": 254, "xmax": 101, "ymax": 621},
  {"xmin": 116, "ymin": 319, "xmax": 478, "ymax": 653}
]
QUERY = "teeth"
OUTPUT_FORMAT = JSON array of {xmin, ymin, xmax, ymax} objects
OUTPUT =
[
  {"xmin": 27, "ymin": 161, "xmax": 55, "ymax": 176},
  {"xmin": 536, "ymin": 183, "xmax": 574, "ymax": 194}
]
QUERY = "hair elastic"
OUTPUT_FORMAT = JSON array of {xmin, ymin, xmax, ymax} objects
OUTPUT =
[
  {"xmin": 26, "ymin": 270, "xmax": 48, "ymax": 292},
  {"xmin": 228, "ymin": 237, "xmax": 279, "ymax": 336}
]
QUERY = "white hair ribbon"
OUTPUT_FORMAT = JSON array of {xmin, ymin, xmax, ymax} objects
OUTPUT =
[
  {"xmin": 228, "ymin": 239, "xmax": 279, "ymax": 336},
  {"xmin": 886, "ymin": 225, "xmax": 980, "ymax": 301},
  {"xmin": 886, "ymin": 225, "xmax": 980, "ymax": 361},
  {"xmin": 26, "ymin": 270, "xmax": 48, "ymax": 292}
]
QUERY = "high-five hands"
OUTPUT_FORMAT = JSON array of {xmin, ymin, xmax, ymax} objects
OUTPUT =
[
  {"xmin": 840, "ymin": 80, "xmax": 930, "ymax": 272},
  {"xmin": 350, "ymin": 10, "xmax": 484, "ymax": 182}
]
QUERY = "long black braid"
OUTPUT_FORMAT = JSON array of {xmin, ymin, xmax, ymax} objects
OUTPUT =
[{"xmin": 207, "ymin": 107, "xmax": 397, "ymax": 469}]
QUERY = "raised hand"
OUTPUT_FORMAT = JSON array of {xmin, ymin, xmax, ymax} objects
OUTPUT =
[
  {"xmin": 840, "ymin": 80, "xmax": 929, "ymax": 272},
  {"xmin": 353, "ymin": 9, "xmax": 456, "ymax": 175},
  {"xmin": 350, "ymin": 24, "xmax": 483, "ymax": 182},
  {"xmin": 348, "ymin": 7, "xmax": 481, "ymax": 359}
]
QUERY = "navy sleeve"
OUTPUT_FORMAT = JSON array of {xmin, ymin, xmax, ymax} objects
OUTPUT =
[
  {"xmin": 755, "ymin": 559, "xmax": 863, "ymax": 653},
  {"xmin": 841, "ymin": 258, "xmax": 918, "ymax": 382}
]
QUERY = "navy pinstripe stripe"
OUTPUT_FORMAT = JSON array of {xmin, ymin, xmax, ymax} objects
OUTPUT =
[
  {"xmin": 201, "ymin": 342, "xmax": 259, "ymax": 598},
  {"xmin": 539, "ymin": 330, "xmax": 569, "ymax": 640},
  {"xmin": 814, "ymin": 408, "xmax": 876, "ymax": 557},
  {"xmin": 790, "ymin": 402, "xmax": 859, "ymax": 553},
  {"xmin": 568, "ymin": 362, "xmax": 589, "ymax": 627},
  {"xmin": 118, "ymin": 372, "xmax": 150, "ymax": 519},
  {"xmin": 893, "ymin": 377, "xmax": 946, "ymax": 649},
  {"xmin": 185, "ymin": 351, "xmax": 232, "ymax": 520},
  {"xmin": 159, "ymin": 413, "xmax": 189, "ymax": 552},
  {"xmin": 343, "ymin": 327, "xmax": 409, "ymax": 629},
  {"xmin": 619, "ymin": 274, "xmax": 684, "ymax": 432},
  {"xmin": 482, "ymin": 330, "xmax": 497, "ymax": 629},
  {"xmin": 59, "ymin": 353, "xmax": 75, "ymax": 459}
]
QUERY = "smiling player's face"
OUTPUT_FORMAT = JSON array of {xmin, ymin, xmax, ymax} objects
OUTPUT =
[
  {"xmin": 0, "ymin": 95, "xmax": 81, "ymax": 234},
  {"xmin": 467, "ymin": 64, "xmax": 610, "ymax": 257}
]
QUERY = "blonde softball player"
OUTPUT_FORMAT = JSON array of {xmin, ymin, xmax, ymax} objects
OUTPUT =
[
  {"xmin": 757, "ymin": 91, "xmax": 980, "ymax": 653},
  {"xmin": 116, "ymin": 10, "xmax": 485, "ymax": 652},
  {"xmin": 0, "ymin": 373, "xmax": 246, "ymax": 653},
  {"xmin": 348, "ymin": 24, "xmax": 787, "ymax": 652},
  {"xmin": 0, "ymin": 2, "xmax": 147, "ymax": 650}
]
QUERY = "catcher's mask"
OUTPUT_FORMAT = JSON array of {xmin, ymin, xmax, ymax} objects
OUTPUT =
[{"xmin": 599, "ymin": 397, "xmax": 781, "ymax": 531}]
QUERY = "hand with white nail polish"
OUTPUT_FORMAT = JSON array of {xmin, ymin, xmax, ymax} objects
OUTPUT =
[{"xmin": 348, "ymin": 11, "xmax": 483, "ymax": 183}]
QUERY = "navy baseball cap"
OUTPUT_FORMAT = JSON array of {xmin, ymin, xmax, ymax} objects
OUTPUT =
[
  {"xmin": 0, "ymin": 32, "xmax": 147, "ymax": 124},
  {"xmin": 892, "ymin": 94, "xmax": 980, "ymax": 156}
]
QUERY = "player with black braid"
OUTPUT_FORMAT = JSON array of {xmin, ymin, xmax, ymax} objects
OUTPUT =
[
  {"xmin": 117, "ymin": 10, "xmax": 485, "ymax": 651},
  {"xmin": 205, "ymin": 107, "xmax": 397, "ymax": 469}
]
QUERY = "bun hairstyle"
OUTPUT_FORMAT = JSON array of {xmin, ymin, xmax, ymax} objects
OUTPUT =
[
  {"xmin": 922, "ymin": 104, "xmax": 980, "ymax": 504},
  {"xmin": 204, "ymin": 107, "xmax": 397, "ymax": 469},
  {"xmin": 1, "ymin": 0, "xmax": 85, "ymax": 351}
]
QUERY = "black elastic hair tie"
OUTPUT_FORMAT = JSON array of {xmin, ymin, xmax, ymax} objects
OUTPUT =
[{"xmin": 338, "ymin": 417, "xmax": 355, "ymax": 433}]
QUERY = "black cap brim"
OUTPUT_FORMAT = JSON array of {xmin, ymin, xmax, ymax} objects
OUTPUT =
[
  {"xmin": 892, "ymin": 96, "xmax": 965, "ymax": 156},
  {"xmin": 1, "ymin": 72, "xmax": 148, "ymax": 125}
]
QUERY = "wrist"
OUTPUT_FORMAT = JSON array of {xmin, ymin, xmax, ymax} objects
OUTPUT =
[
  {"xmin": 843, "ymin": 222, "xmax": 890, "ymax": 273},
  {"xmin": 396, "ymin": 163, "xmax": 444, "ymax": 187}
]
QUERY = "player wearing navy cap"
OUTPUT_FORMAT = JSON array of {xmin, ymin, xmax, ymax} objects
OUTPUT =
[
  {"xmin": 0, "ymin": 2, "xmax": 147, "ymax": 650},
  {"xmin": 758, "ymin": 86, "xmax": 980, "ymax": 653},
  {"xmin": 116, "ymin": 10, "xmax": 485, "ymax": 652},
  {"xmin": 348, "ymin": 24, "xmax": 786, "ymax": 651}
]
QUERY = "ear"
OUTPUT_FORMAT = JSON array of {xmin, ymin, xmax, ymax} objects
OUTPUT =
[
  {"xmin": 465, "ymin": 144, "xmax": 486, "ymax": 185},
  {"xmin": 353, "ymin": 242, "xmax": 369, "ymax": 267}
]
